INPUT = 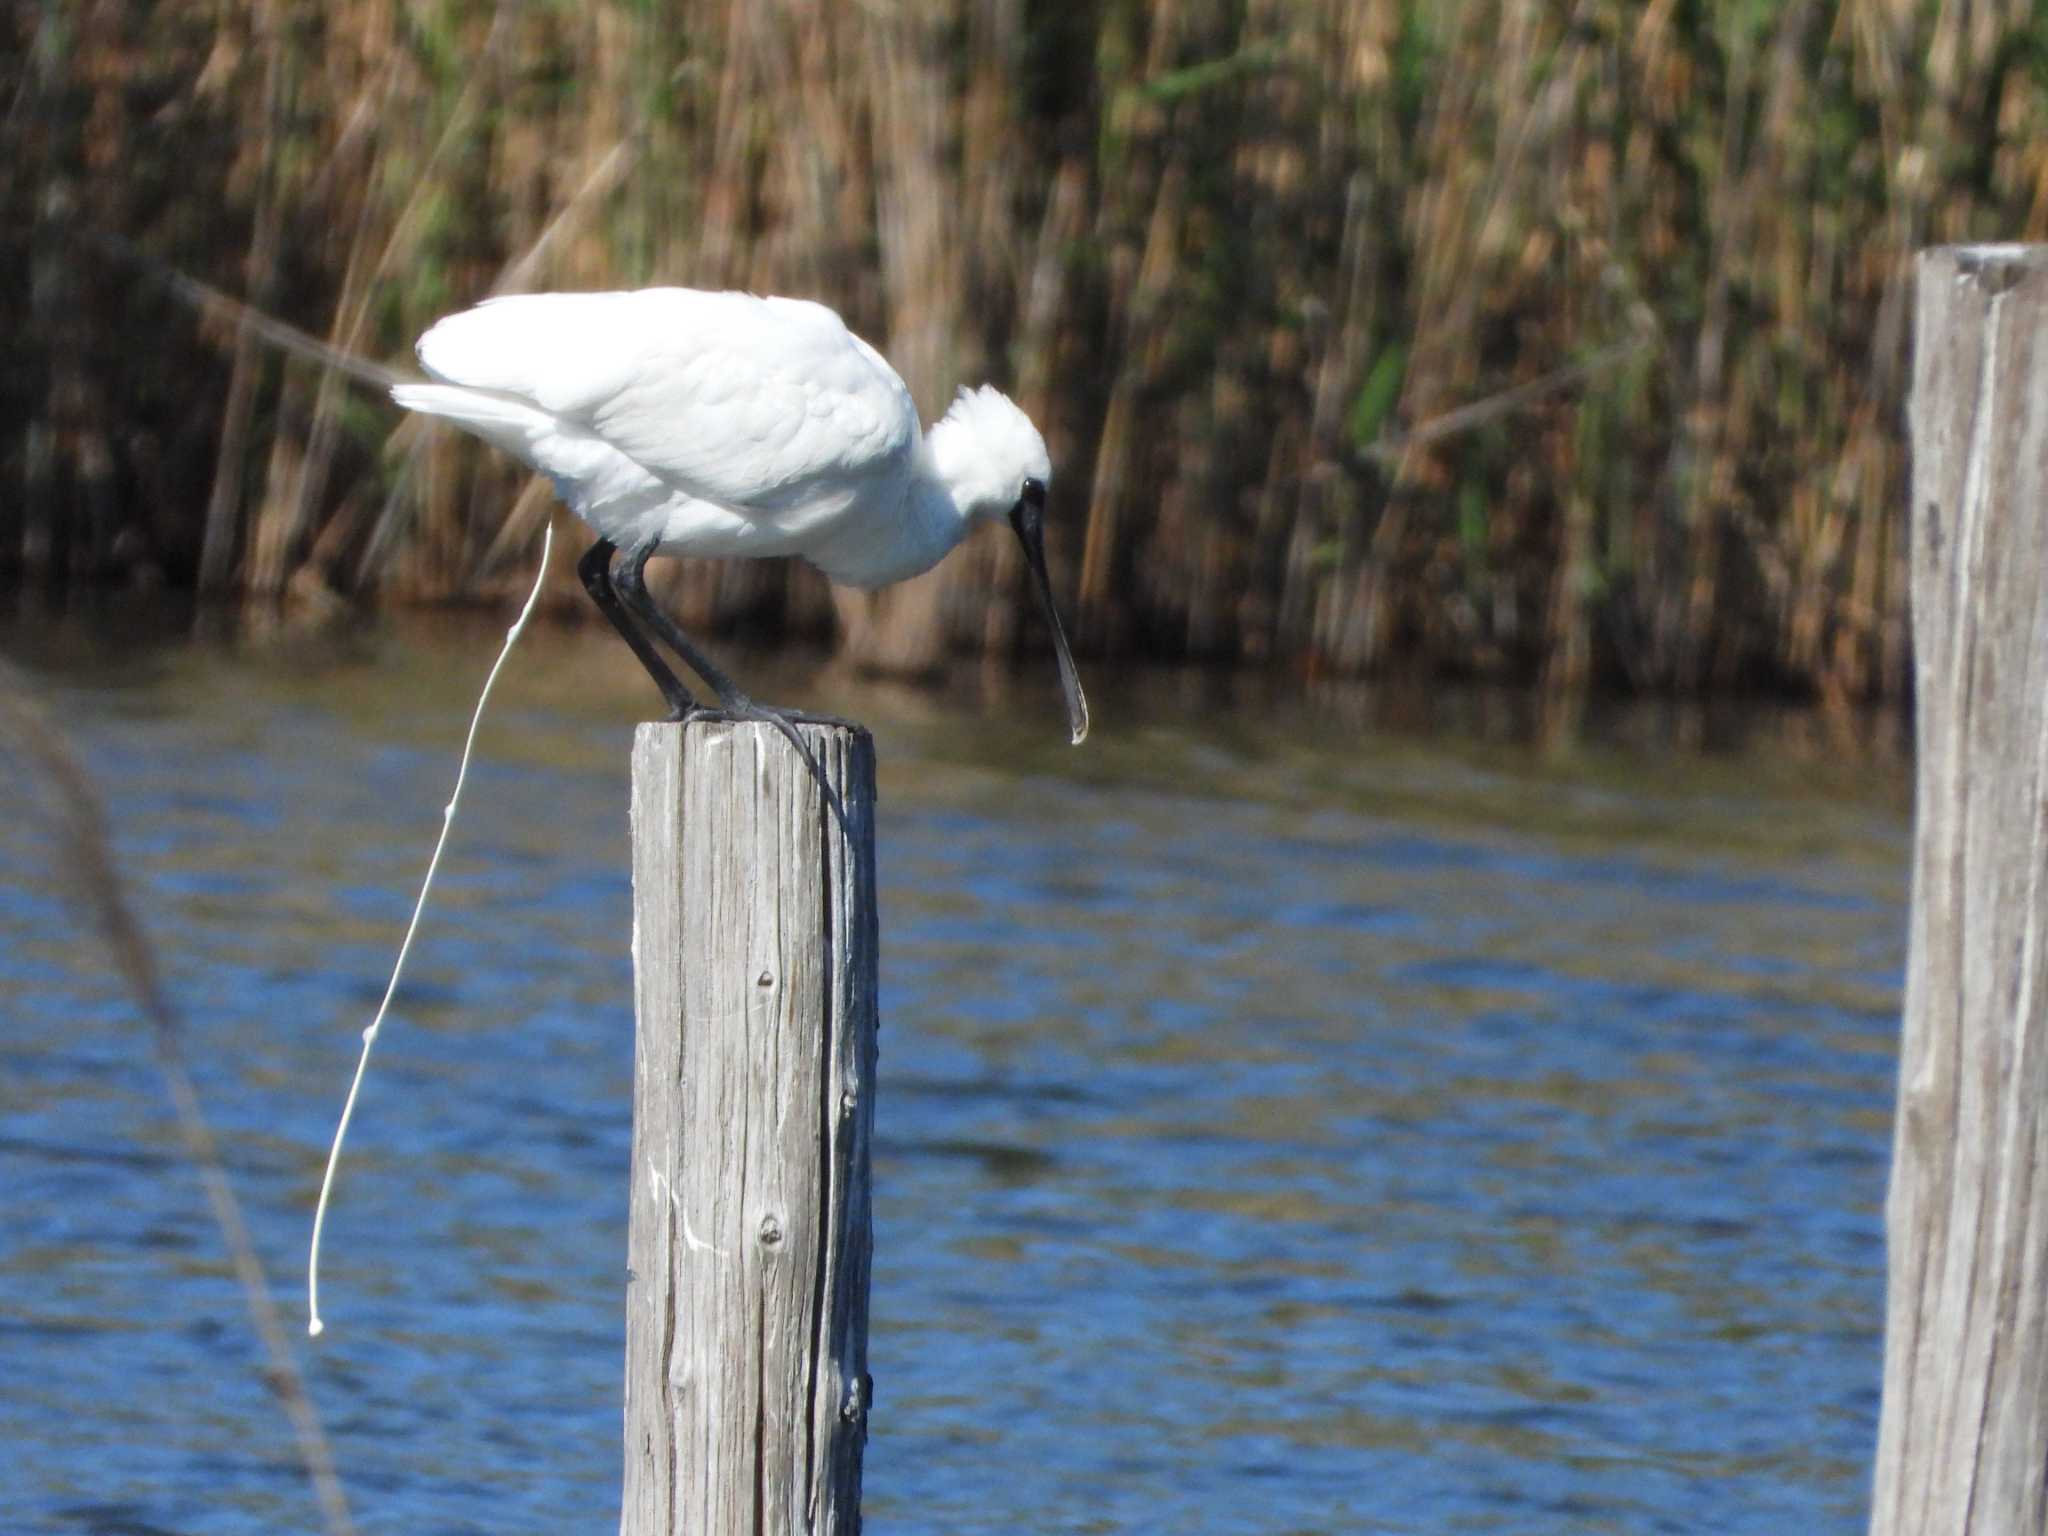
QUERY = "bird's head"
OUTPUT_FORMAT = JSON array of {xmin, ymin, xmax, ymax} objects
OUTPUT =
[
  {"xmin": 929, "ymin": 385, "xmax": 1053, "ymax": 521},
  {"xmin": 927, "ymin": 386, "xmax": 1088, "ymax": 746}
]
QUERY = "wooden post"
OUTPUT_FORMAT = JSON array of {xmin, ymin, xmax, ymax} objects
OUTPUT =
[
  {"xmin": 1874, "ymin": 245, "xmax": 2048, "ymax": 1535},
  {"xmin": 623, "ymin": 720, "xmax": 878, "ymax": 1536}
]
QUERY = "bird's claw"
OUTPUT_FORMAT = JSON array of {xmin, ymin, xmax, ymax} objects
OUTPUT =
[{"xmin": 673, "ymin": 700, "xmax": 860, "ymax": 735}]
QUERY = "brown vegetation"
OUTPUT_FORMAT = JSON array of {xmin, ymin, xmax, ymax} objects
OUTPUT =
[{"xmin": 7, "ymin": 0, "xmax": 2047, "ymax": 701}]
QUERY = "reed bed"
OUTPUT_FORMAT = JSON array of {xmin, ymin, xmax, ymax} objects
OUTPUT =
[{"xmin": 6, "ymin": 0, "xmax": 2046, "ymax": 701}]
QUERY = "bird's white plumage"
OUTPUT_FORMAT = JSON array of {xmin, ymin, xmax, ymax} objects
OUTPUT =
[
  {"xmin": 393, "ymin": 288, "xmax": 982, "ymax": 586},
  {"xmin": 416, "ymin": 291, "xmax": 913, "ymax": 502},
  {"xmin": 390, "ymin": 283, "xmax": 1088, "ymax": 740},
  {"xmin": 927, "ymin": 384, "xmax": 1053, "ymax": 513}
]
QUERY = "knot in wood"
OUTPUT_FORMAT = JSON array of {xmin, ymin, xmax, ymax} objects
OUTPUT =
[
  {"xmin": 758, "ymin": 1213, "xmax": 784, "ymax": 1247},
  {"xmin": 756, "ymin": 970, "xmax": 774, "ymax": 988}
]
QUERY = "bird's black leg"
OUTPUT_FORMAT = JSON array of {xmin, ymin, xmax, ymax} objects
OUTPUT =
[
  {"xmin": 614, "ymin": 535, "xmax": 851, "ymax": 835},
  {"xmin": 577, "ymin": 538, "xmax": 697, "ymax": 720}
]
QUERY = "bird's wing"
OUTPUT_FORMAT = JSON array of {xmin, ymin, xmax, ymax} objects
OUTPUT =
[{"xmin": 413, "ymin": 289, "xmax": 918, "ymax": 512}]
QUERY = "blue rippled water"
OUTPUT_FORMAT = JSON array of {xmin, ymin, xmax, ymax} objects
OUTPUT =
[{"xmin": 0, "ymin": 620, "xmax": 1906, "ymax": 1534}]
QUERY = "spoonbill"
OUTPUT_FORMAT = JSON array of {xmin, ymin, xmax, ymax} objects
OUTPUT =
[{"xmin": 390, "ymin": 287, "xmax": 1090, "ymax": 748}]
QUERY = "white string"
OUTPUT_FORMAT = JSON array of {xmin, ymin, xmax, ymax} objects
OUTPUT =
[{"xmin": 306, "ymin": 523, "xmax": 556, "ymax": 1337}]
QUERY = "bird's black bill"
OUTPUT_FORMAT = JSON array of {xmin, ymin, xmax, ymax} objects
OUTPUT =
[{"xmin": 1010, "ymin": 498, "xmax": 1090, "ymax": 746}]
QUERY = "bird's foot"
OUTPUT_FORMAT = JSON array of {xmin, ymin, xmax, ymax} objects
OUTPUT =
[
  {"xmin": 674, "ymin": 696, "xmax": 855, "ymax": 839},
  {"xmin": 672, "ymin": 700, "xmax": 863, "ymax": 735},
  {"xmin": 786, "ymin": 708, "xmax": 864, "ymax": 733}
]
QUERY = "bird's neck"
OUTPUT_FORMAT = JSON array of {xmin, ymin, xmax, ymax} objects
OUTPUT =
[
  {"xmin": 814, "ymin": 416, "xmax": 1002, "ymax": 589},
  {"xmin": 892, "ymin": 463, "xmax": 978, "ymax": 578},
  {"xmin": 801, "ymin": 455, "xmax": 970, "ymax": 589}
]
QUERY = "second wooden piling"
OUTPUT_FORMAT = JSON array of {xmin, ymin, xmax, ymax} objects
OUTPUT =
[
  {"xmin": 1873, "ymin": 245, "xmax": 2048, "ymax": 1536},
  {"xmin": 623, "ymin": 719, "xmax": 878, "ymax": 1536}
]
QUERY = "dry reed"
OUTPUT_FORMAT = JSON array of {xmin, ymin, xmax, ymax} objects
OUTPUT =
[{"xmin": 7, "ymin": 0, "xmax": 2046, "ymax": 701}]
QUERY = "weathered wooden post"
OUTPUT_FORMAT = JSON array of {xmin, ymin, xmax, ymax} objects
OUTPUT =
[
  {"xmin": 623, "ymin": 720, "xmax": 878, "ymax": 1536},
  {"xmin": 1873, "ymin": 245, "xmax": 2048, "ymax": 1535}
]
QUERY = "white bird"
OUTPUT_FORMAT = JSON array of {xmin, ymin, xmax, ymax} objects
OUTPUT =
[{"xmin": 390, "ymin": 287, "xmax": 1089, "ymax": 748}]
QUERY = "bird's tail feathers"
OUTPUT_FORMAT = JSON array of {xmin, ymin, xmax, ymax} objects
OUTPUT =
[{"xmin": 388, "ymin": 383, "xmax": 554, "ymax": 461}]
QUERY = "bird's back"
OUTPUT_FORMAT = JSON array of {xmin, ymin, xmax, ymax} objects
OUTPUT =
[{"xmin": 394, "ymin": 288, "xmax": 923, "ymax": 562}]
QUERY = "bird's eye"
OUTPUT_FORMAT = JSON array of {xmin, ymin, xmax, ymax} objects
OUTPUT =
[{"xmin": 1021, "ymin": 477, "xmax": 1047, "ymax": 507}]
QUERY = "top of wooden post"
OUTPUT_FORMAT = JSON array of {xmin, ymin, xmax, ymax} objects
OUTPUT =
[{"xmin": 1920, "ymin": 243, "xmax": 2048, "ymax": 292}]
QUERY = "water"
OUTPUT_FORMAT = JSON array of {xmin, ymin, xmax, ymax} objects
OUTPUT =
[{"xmin": 0, "ymin": 614, "xmax": 1908, "ymax": 1534}]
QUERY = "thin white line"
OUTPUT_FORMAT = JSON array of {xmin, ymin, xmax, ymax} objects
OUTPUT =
[{"xmin": 305, "ymin": 523, "xmax": 556, "ymax": 1338}]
